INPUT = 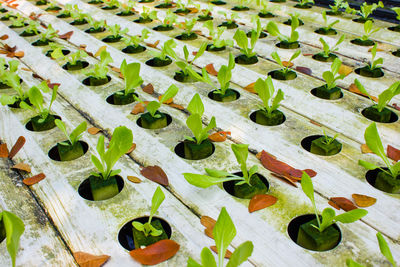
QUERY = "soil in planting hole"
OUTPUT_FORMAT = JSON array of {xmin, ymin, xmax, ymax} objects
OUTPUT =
[
  {"xmin": 288, "ymin": 214, "xmax": 342, "ymax": 252},
  {"xmin": 249, "ymin": 110, "xmax": 286, "ymax": 126},
  {"xmin": 102, "ymin": 35, "xmax": 122, "ymax": 43},
  {"xmin": 118, "ymin": 216, "xmax": 172, "ymax": 251},
  {"xmin": 258, "ymin": 11, "xmax": 275, "ymax": 18},
  {"xmin": 312, "ymin": 53, "xmax": 337, "ymax": 62},
  {"xmin": 32, "ymin": 39, "xmax": 52, "ymax": 46},
  {"xmin": 231, "ymin": 6, "xmax": 250, "ymax": 11},
  {"xmin": 175, "ymin": 32, "xmax": 198, "ymax": 41},
  {"xmin": 136, "ymin": 112, "xmax": 172, "ymax": 129},
  {"xmin": 25, "ymin": 115, "xmax": 61, "ymax": 132},
  {"xmin": 365, "ymin": 168, "xmax": 400, "ymax": 194},
  {"xmin": 82, "ymin": 75, "xmax": 111, "ymax": 86},
  {"xmin": 106, "ymin": 91, "xmax": 138, "ymax": 105},
  {"xmin": 117, "ymin": 11, "xmax": 135, "ymax": 16},
  {"xmin": 62, "ymin": 61, "xmax": 89, "ymax": 71},
  {"xmin": 361, "ymin": 106, "xmax": 398, "ymax": 123},
  {"xmin": 48, "ymin": 141, "xmax": 89, "ymax": 161},
  {"xmin": 198, "ymin": 15, "xmax": 213, "ymax": 21},
  {"xmin": 301, "ymin": 135, "xmax": 342, "ymax": 156},
  {"xmin": 153, "ymin": 24, "xmax": 174, "ymax": 31},
  {"xmin": 78, "ymin": 175, "xmax": 124, "ymax": 201},
  {"xmin": 223, "ymin": 172, "xmax": 269, "ymax": 199},
  {"xmin": 206, "ymin": 44, "xmax": 226, "ymax": 52},
  {"xmin": 235, "ymin": 55, "xmax": 258, "ymax": 65},
  {"xmin": 208, "ymin": 89, "xmax": 240, "ymax": 102},
  {"xmin": 20, "ymin": 30, "xmax": 40, "ymax": 37},
  {"xmin": 174, "ymin": 139, "xmax": 216, "ymax": 160}
]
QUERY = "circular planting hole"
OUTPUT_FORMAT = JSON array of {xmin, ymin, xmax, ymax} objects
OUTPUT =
[
  {"xmin": 361, "ymin": 107, "xmax": 398, "ymax": 123},
  {"xmin": 118, "ymin": 216, "xmax": 172, "ymax": 251},
  {"xmin": 268, "ymin": 70, "xmax": 297, "ymax": 81},
  {"xmin": 122, "ymin": 45, "xmax": 146, "ymax": 54},
  {"xmin": 78, "ymin": 175, "xmax": 124, "ymax": 201},
  {"xmin": 106, "ymin": 91, "xmax": 138, "ymax": 105},
  {"xmin": 62, "ymin": 60, "xmax": 89, "ymax": 71},
  {"xmin": 136, "ymin": 112, "xmax": 172, "ymax": 130},
  {"xmin": 85, "ymin": 27, "xmax": 106, "ymax": 34},
  {"xmin": 1, "ymin": 78, "xmax": 23, "ymax": 90},
  {"xmin": 249, "ymin": 110, "xmax": 286, "ymax": 126},
  {"xmin": 312, "ymin": 53, "xmax": 337, "ymax": 62},
  {"xmin": 235, "ymin": 54, "xmax": 258, "ymax": 65},
  {"xmin": 45, "ymin": 49, "xmax": 70, "ymax": 57},
  {"xmin": 365, "ymin": 168, "xmax": 400, "ymax": 194},
  {"xmin": 288, "ymin": 214, "xmax": 342, "ymax": 252},
  {"xmin": 48, "ymin": 141, "xmax": 89, "ymax": 161},
  {"xmin": 145, "ymin": 57, "xmax": 172, "ymax": 67},
  {"xmin": 25, "ymin": 115, "xmax": 61, "ymax": 132},
  {"xmin": 276, "ymin": 41, "xmax": 300, "ymax": 49},
  {"xmin": 174, "ymin": 140, "xmax": 215, "ymax": 160},
  {"xmin": 82, "ymin": 75, "xmax": 111, "ymax": 86},
  {"xmin": 116, "ymin": 11, "xmax": 135, "ymax": 16},
  {"xmin": 301, "ymin": 135, "xmax": 342, "ymax": 156},
  {"xmin": 208, "ymin": 89, "xmax": 240, "ymax": 102},
  {"xmin": 355, "ymin": 67, "xmax": 384, "ymax": 78},
  {"xmin": 310, "ymin": 86, "xmax": 343, "ymax": 100},
  {"xmin": 206, "ymin": 44, "xmax": 226, "ymax": 52},
  {"xmin": 222, "ymin": 172, "xmax": 269, "ymax": 199}
]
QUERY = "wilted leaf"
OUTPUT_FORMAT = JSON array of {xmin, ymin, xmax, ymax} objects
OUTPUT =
[
  {"xmin": 248, "ymin": 194, "xmax": 277, "ymax": 213},
  {"xmin": 127, "ymin": 176, "xmax": 142, "ymax": 183},
  {"xmin": 205, "ymin": 64, "xmax": 218, "ymax": 76},
  {"xmin": 282, "ymin": 61, "xmax": 293, "ymax": 68},
  {"xmin": 58, "ymin": 31, "xmax": 73, "ymax": 40},
  {"xmin": 270, "ymin": 173, "xmax": 298, "ymax": 187},
  {"xmin": 208, "ymin": 131, "xmax": 230, "ymax": 142},
  {"xmin": 210, "ymin": 246, "xmax": 232, "ymax": 259},
  {"xmin": 142, "ymin": 83, "xmax": 154, "ymax": 94},
  {"xmin": 13, "ymin": 51, "xmax": 24, "ymax": 58},
  {"xmin": 9, "ymin": 136, "xmax": 25, "ymax": 159},
  {"xmin": 131, "ymin": 103, "xmax": 145, "ymax": 115},
  {"xmin": 200, "ymin": 215, "xmax": 216, "ymax": 230},
  {"xmin": 21, "ymin": 67, "xmax": 31, "ymax": 72},
  {"xmin": 73, "ymin": 251, "xmax": 110, "ymax": 267},
  {"xmin": 11, "ymin": 163, "xmax": 31, "ymax": 173},
  {"xmin": 140, "ymin": 165, "xmax": 169, "ymax": 186},
  {"xmin": 94, "ymin": 46, "xmax": 107, "ymax": 57},
  {"xmin": 0, "ymin": 144, "xmax": 9, "ymax": 158},
  {"xmin": 0, "ymin": 35, "xmax": 8, "ymax": 40},
  {"xmin": 168, "ymin": 103, "xmax": 185, "ymax": 110},
  {"xmin": 23, "ymin": 173, "xmax": 45, "ymax": 185},
  {"xmin": 387, "ymin": 145, "xmax": 400, "ymax": 161},
  {"xmin": 88, "ymin": 127, "xmax": 101, "ymax": 135},
  {"xmin": 129, "ymin": 239, "xmax": 180, "ymax": 265},
  {"xmin": 204, "ymin": 227, "xmax": 214, "ymax": 239},
  {"xmin": 158, "ymin": 94, "xmax": 173, "ymax": 104},
  {"xmin": 349, "ymin": 83, "xmax": 378, "ymax": 102},
  {"xmin": 126, "ymin": 143, "xmax": 136, "ymax": 154},
  {"xmin": 393, "ymin": 103, "xmax": 400, "ymax": 111},
  {"xmin": 361, "ymin": 144, "xmax": 373, "ymax": 154},
  {"xmin": 309, "ymin": 120, "xmax": 322, "ymax": 127},
  {"xmin": 295, "ymin": 66, "xmax": 312, "ymax": 75},
  {"xmin": 146, "ymin": 40, "xmax": 160, "ymax": 48},
  {"xmin": 188, "ymin": 7, "xmax": 199, "ymax": 13},
  {"xmin": 330, "ymin": 197, "xmax": 357, "ymax": 211},
  {"xmin": 243, "ymin": 82, "xmax": 256, "ymax": 94},
  {"xmin": 352, "ymin": 193, "xmax": 376, "ymax": 207},
  {"xmin": 338, "ymin": 65, "xmax": 353, "ymax": 76},
  {"xmin": 328, "ymin": 200, "xmax": 340, "ymax": 210}
]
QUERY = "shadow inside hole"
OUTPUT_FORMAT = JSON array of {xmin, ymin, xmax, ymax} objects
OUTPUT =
[
  {"xmin": 301, "ymin": 135, "xmax": 342, "ymax": 156},
  {"xmin": 82, "ymin": 75, "xmax": 111, "ymax": 86},
  {"xmin": 249, "ymin": 110, "xmax": 286, "ymax": 126},
  {"xmin": 222, "ymin": 172, "xmax": 269, "ymax": 199},
  {"xmin": 62, "ymin": 61, "xmax": 89, "ymax": 71},
  {"xmin": 45, "ymin": 49, "xmax": 70, "ymax": 57},
  {"xmin": 174, "ymin": 140, "xmax": 215, "ymax": 160},
  {"xmin": 365, "ymin": 168, "xmax": 400, "ymax": 194},
  {"xmin": 48, "ymin": 141, "xmax": 89, "ymax": 161},
  {"xmin": 118, "ymin": 216, "xmax": 172, "ymax": 251},
  {"xmin": 136, "ymin": 113, "xmax": 172, "ymax": 129},
  {"xmin": 310, "ymin": 87, "xmax": 343, "ymax": 100},
  {"xmin": 106, "ymin": 91, "xmax": 138, "ymax": 105},
  {"xmin": 361, "ymin": 107, "xmax": 398, "ymax": 123},
  {"xmin": 0, "ymin": 78, "xmax": 23, "ymax": 90},
  {"xmin": 78, "ymin": 175, "xmax": 124, "ymax": 201},
  {"xmin": 208, "ymin": 89, "xmax": 240, "ymax": 102},
  {"xmin": 287, "ymin": 214, "xmax": 342, "ymax": 252},
  {"xmin": 25, "ymin": 115, "xmax": 61, "ymax": 132}
]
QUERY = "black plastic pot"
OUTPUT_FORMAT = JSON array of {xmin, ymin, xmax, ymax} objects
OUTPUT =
[
  {"xmin": 312, "ymin": 52, "xmax": 337, "ymax": 62},
  {"xmin": 174, "ymin": 139, "xmax": 215, "ymax": 160},
  {"xmin": 208, "ymin": 89, "xmax": 240, "ymax": 102},
  {"xmin": 250, "ymin": 109, "xmax": 286, "ymax": 126},
  {"xmin": 122, "ymin": 45, "xmax": 146, "ymax": 54},
  {"xmin": 268, "ymin": 69, "xmax": 297, "ymax": 80},
  {"xmin": 301, "ymin": 135, "xmax": 342, "ymax": 156},
  {"xmin": 48, "ymin": 141, "xmax": 88, "ymax": 161},
  {"xmin": 355, "ymin": 66, "xmax": 384, "ymax": 78},
  {"xmin": 175, "ymin": 32, "xmax": 198, "ymax": 41},
  {"xmin": 235, "ymin": 54, "xmax": 258, "ymax": 65},
  {"xmin": 311, "ymin": 85, "xmax": 343, "ymax": 100},
  {"xmin": 145, "ymin": 57, "xmax": 172, "ymax": 67},
  {"xmin": 82, "ymin": 76, "xmax": 111, "ymax": 86},
  {"xmin": 222, "ymin": 172, "xmax": 269, "ymax": 199},
  {"xmin": 361, "ymin": 105, "xmax": 397, "ymax": 123},
  {"xmin": 62, "ymin": 60, "xmax": 89, "ymax": 71}
]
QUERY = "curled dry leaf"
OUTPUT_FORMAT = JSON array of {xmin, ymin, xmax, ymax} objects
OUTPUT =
[
  {"xmin": 328, "ymin": 200, "xmax": 340, "ymax": 210},
  {"xmin": 210, "ymin": 246, "xmax": 232, "ymax": 259},
  {"xmin": 295, "ymin": 66, "xmax": 312, "ymax": 75},
  {"xmin": 146, "ymin": 40, "xmax": 160, "ymax": 48},
  {"xmin": 309, "ymin": 120, "xmax": 322, "ymax": 127},
  {"xmin": 0, "ymin": 35, "xmax": 8, "ymax": 40},
  {"xmin": 352, "ymin": 193, "xmax": 376, "ymax": 207},
  {"xmin": 393, "ymin": 103, "xmax": 400, "ymax": 111},
  {"xmin": 387, "ymin": 145, "xmax": 400, "ymax": 161},
  {"xmin": 349, "ymin": 83, "xmax": 378, "ymax": 102},
  {"xmin": 21, "ymin": 67, "xmax": 31, "ymax": 72},
  {"xmin": 205, "ymin": 64, "xmax": 218, "ymax": 76},
  {"xmin": 11, "ymin": 163, "xmax": 31, "ymax": 173},
  {"xmin": 131, "ymin": 103, "xmax": 145, "ymax": 115},
  {"xmin": 282, "ymin": 61, "xmax": 294, "ymax": 68},
  {"xmin": 158, "ymin": 94, "xmax": 173, "ymax": 104},
  {"xmin": 302, "ymin": 53, "xmax": 314, "ymax": 56},
  {"xmin": 248, "ymin": 194, "xmax": 277, "ymax": 213},
  {"xmin": 23, "ymin": 173, "xmax": 45, "ymax": 186},
  {"xmin": 88, "ymin": 127, "xmax": 101, "ymax": 135},
  {"xmin": 140, "ymin": 165, "xmax": 169, "ymax": 186},
  {"xmin": 200, "ymin": 215, "xmax": 216, "ymax": 229},
  {"xmin": 142, "ymin": 83, "xmax": 154, "ymax": 94},
  {"xmin": 338, "ymin": 65, "xmax": 353, "ymax": 76},
  {"xmin": 94, "ymin": 46, "xmax": 107, "ymax": 58},
  {"xmin": 329, "ymin": 197, "xmax": 357, "ymax": 211},
  {"xmin": 73, "ymin": 251, "xmax": 110, "ymax": 267},
  {"xmin": 0, "ymin": 44, "xmax": 24, "ymax": 58},
  {"xmin": 192, "ymin": 51, "xmax": 198, "ymax": 56},
  {"xmin": 193, "ymin": 30, "xmax": 203, "ymax": 35},
  {"xmin": 188, "ymin": 7, "xmax": 199, "ymax": 13},
  {"xmin": 111, "ymin": 67, "xmax": 121, "ymax": 73},
  {"xmin": 129, "ymin": 239, "xmax": 180, "ymax": 265},
  {"xmin": 208, "ymin": 131, "xmax": 231, "ymax": 142},
  {"xmin": 58, "ymin": 31, "xmax": 74, "ymax": 40},
  {"xmin": 127, "ymin": 176, "xmax": 142, "ymax": 183},
  {"xmin": 168, "ymin": 103, "xmax": 185, "ymax": 110},
  {"xmin": 9, "ymin": 136, "xmax": 26, "ymax": 159},
  {"xmin": 361, "ymin": 144, "xmax": 373, "ymax": 154},
  {"xmin": 0, "ymin": 144, "xmax": 9, "ymax": 158},
  {"xmin": 204, "ymin": 227, "xmax": 214, "ymax": 239},
  {"xmin": 126, "ymin": 143, "xmax": 136, "ymax": 154},
  {"xmin": 270, "ymin": 173, "xmax": 297, "ymax": 187},
  {"xmin": 243, "ymin": 82, "xmax": 256, "ymax": 94}
]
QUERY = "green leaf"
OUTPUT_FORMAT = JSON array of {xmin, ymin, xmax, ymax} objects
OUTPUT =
[
  {"xmin": 319, "ymin": 208, "xmax": 336, "ymax": 232},
  {"xmin": 55, "ymin": 119, "xmax": 69, "ymax": 142},
  {"xmin": 122, "ymin": 61, "xmax": 142, "ymax": 95},
  {"xmin": 231, "ymin": 144, "xmax": 249, "ymax": 179},
  {"xmin": 226, "ymin": 241, "xmax": 253, "ymax": 267},
  {"xmin": 364, "ymin": 123, "xmax": 391, "ymax": 171},
  {"xmin": 2, "ymin": 211, "xmax": 25, "ymax": 267},
  {"xmin": 266, "ymin": 21, "xmax": 280, "ymax": 37},
  {"xmin": 346, "ymin": 259, "xmax": 366, "ymax": 267},
  {"xmin": 183, "ymin": 45, "xmax": 189, "ymax": 61},
  {"xmin": 187, "ymin": 93, "xmax": 204, "ymax": 116},
  {"xmin": 331, "ymin": 58, "xmax": 342, "ymax": 75},
  {"xmin": 28, "ymin": 86, "xmax": 44, "ymax": 112},
  {"xmin": 217, "ymin": 65, "xmax": 231, "ymax": 91},
  {"xmin": 183, "ymin": 173, "xmax": 241, "ymax": 188},
  {"xmin": 187, "ymin": 258, "xmax": 203, "ymax": 267},
  {"xmin": 91, "ymin": 155, "xmax": 104, "ymax": 173},
  {"xmin": 254, "ymin": 78, "xmax": 271, "ymax": 110},
  {"xmin": 160, "ymin": 84, "xmax": 179, "ymax": 104},
  {"xmin": 301, "ymin": 172, "xmax": 314, "ymax": 204},
  {"xmin": 334, "ymin": 209, "xmax": 368, "ymax": 224},
  {"xmin": 132, "ymin": 221, "xmax": 144, "ymax": 232},
  {"xmin": 271, "ymin": 89, "xmax": 284, "ymax": 112},
  {"xmin": 69, "ymin": 121, "xmax": 87, "ymax": 145},
  {"xmin": 376, "ymin": 232, "xmax": 396, "ymax": 266},
  {"xmin": 271, "ymin": 52, "xmax": 283, "ymax": 68},
  {"xmin": 214, "ymin": 207, "xmax": 236, "ymax": 267},
  {"xmin": 150, "ymin": 186, "xmax": 165, "ymax": 219},
  {"xmin": 193, "ymin": 42, "xmax": 208, "ymax": 62},
  {"xmin": 147, "ymin": 101, "xmax": 161, "ymax": 117},
  {"xmin": 186, "ymin": 114, "xmax": 203, "ymax": 142},
  {"xmin": 358, "ymin": 159, "xmax": 379, "ymax": 171},
  {"xmin": 201, "ymin": 247, "xmax": 217, "ymax": 267},
  {"xmin": 289, "ymin": 50, "xmax": 301, "ymax": 62},
  {"xmin": 205, "ymin": 168, "xmax": 234, "ymax": 178},
  {"xmin": 96, "ymin": 135, "xmax": 105, "ymax": 159}
]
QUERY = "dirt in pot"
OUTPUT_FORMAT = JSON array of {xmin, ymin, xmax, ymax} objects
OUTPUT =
[
  {"xmin": 268, "ymin": 69, "xmax": 297, "ymax": 80},
  {"xmin": 246, "ymin": 30, "xmax": 267, "ymax": 38},
  {"xmin": 258, "ymin": 11, "xmax": 275, "ymax": 18},
  {"xmin": 106, "ymin": 91, "xmax": 138, "ymax": 105},
  {"xmin": 48, "ymin": 141, "xmax": 89, "ymax": 161},
  {"xmin": 175, "ymin": 32, "xmax": 198, "ymax": 41},
  {"xmin": 173, "ymin": 70, "xmax": 198, "ymax": 83},
  {"xmin": 288, "ymin": 214, "xmax": 342, "ymax": 252},
  {"xmin": 366, "ymin": 168, "xmax": 400, "ymax": 194},
  {"xmin": 20, "ymin": 30, "xmax": 40, "ymax": 37},
  {"xmin": 311, "ymin": 85, "xmax": 343, "ymax": 100},
  {"xmin": 145, "ymin": 57, "xmax": 173, "ymax": 67},
  {"xmin": 62, "ymin": 60, "xmax": 89, "ymax": 71},
  {"xmin": 223, "ymin": 172, "xmax": 269, "ymax": 199},
  {"xmin": 312, "ymin": 53, "xmax": 337, "ymax": 62},
  {"xmin": 117, "ymin": 11, "xmax": 135, "ymax": 16},
  {"xmin": 134, "ymin": 17, "xmax": 153, "ymax": 23},
  {"xmin": 355, "ymin": 66, "xmax": 384, "ymax": 78},
  {"xmin": 198, "ymin": 15, "xmax": 213, "ymax": 21},
  {"xmin": 211, "ymin": 0, "xmax": 226, "ymax": 5},
  {"xmin": 283, "ymin": 19, "xmax": 304, "ymax": 26},
  {"xmin": 118, "ymin": 216, "xmax": 172, "ymax": 251},
  {"xmin": 235, "ymin": 54, "xmax": 258, "ymax": 65},
  {"xmin": 231, "ymin": 6, "xmax": 250, "ymax": 11},
  {"xmin": 174, "ymin": 139, "xmax": 215, "ymax": 160},
  {"xmin": 122, "ymin": 45, "xmax": 147, "ymax": 54},
  {"xmin": 250, "ymin": 109, "xmax": 286, "ymax": 126},
  {"xmin": 82, "ymin": 75, "xmax": 111, "ymax": 86},
  {"xmin": 137, "ymin": 112, "xmax": 172, "ymax": 129},
  {"xmin": 155, "ymin": 3, "xmax": 173, "ymax": 8},
  {"xmin": 78, "ymin": 175, "xmax": 124, "ymax": 201},
  {"xmin": 301, "ymin": 135, "xmax": 342, "ymax": 156},
  {"xmin": 208, "ymin": 89, "xmax": 240, "ymax": 102},
  {"xmin": 70, "ymin": 19, "xmax": 88, "ymax": 25},
  {"xmin": 25, "ymin": 114, "xmax": 61, "ymax": 132},
  {"xmin": 361, "ymin": 106, "xmax": 398, "ymax": 123}
]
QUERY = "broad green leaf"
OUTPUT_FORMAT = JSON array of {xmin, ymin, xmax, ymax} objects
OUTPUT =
[
  {"xmin": 132, "ymin": 221, "xmax": 144, "ymax": 232},
  {"xmin": 186, "ymin": 114, "xmax": 203, "ymax": 142},
  {"xmin": 160, "ymin": 84, "xmax": 179, "ymax": 104},
  {"xmin": 271, "ymin": 52, "xmax": 283, "ymax": 68},
  {"xmin": 96, "ymin": 135, "xmax": 105, "ymax": 160},
  {"xmin": 231, "ymin": 144, "xmax": 249, "ymax": 178},
  {"xmin": 254, "ymin": 78, "xmax": 271, "ymax": 109},
  {"xmin": 331, "ymin": 58, "xmax": 342, "ymax": 75},
  {"xmin": 226, "ymin": 241, "xmax": 253, "ymax": 267},
  {"xmin": 55, "ymin": 119, "xmax": 69, "ymax": 142},
  {"xmin": 183, "ymin": 45, "xmax": 189, "ymax": 61},
  {"xmin": 187, "ymin": 93, "xmax": 204, "ymax": 116},
  {"xmin": 319, "ymin": 207, "xmax": 336, "ymax": 231},
  {"xmin": 289, "ymin": 50, "xmax": 301, "ymax": 62},
  {"xmin": 187, "ymin": 258, "xmax": 203, "ymax": 267},
  {"xmin": 364, "ymin": 123, "xmax": 390, "ymax": 169},
  {"xmin": 201, "ymin": 247, "xmax": 217, "ymax": 267},
  {"xmin": 193, "ymin": 42, "xmax": 208, "ymax": 62},
  {"xmin": 123, "ymin": 62, "xmax": 143, "ymax": 94},
  {"xmin": 271, "ymin": 89, "xmax": 284, "ymax": 112},
  {"xmin": 358, "ymin": 159, "xmax": 379, "ymax": 170},
  {"xmin": 69, "ymin": 122, "xmax": 87, "ymax": 144},
  {"xmin": 2, "ymin": 211, "xmax": 24, "ymax": 267},
  {"xmin": 28, "ymin": 86, "xmax": 44, "ymax": 112},
  {"xmin": 147, "ymin": 101, "xmax": 161, "ymax": 117},
  {"xmin": 301, "ymin": 172, "xmax": 314, "ymax": 203},
  {"xmin": 214, "ymin": 207, "xmax": 236, "ymax": 267},
  {"xmin": 233, "ymin": 30, "xmax": 248, "ymax": 52},
  {"xmin": 217, "ymin": 65, "xmax": 231, "ymax": 91},
  {"xmin": 205, "ymin": 168, "xmax": 233, "ymax": 178},
  {"xmin": 346, "ymin": 259, "xmax": 366, "ymax": 267},
  {"xmin": 266, "ymin": 21, "xmax": 280, "ymax": 37},
  {"xmin": 183, "ymin": 173, "xmax": 241, "ymax": 188},
  {"xmin": 334, "ymin": 209, "xmax": 368, "ymax": 224},
  {"xmin": 150, "ymin": 186, "xmax": 165, "ymax": 219},
  {"xmin": 376, "ymin": 232, "xmax": 396, "ymax": 266},
  {"xmin": 91, "ymin": 155, "xmax": 104, "ymax": 173}
]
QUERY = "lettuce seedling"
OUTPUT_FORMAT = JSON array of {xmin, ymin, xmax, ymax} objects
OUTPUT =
[
  {"xmin": 132, "ymin": 186, "xmax": 165, "ymax": 238},
  {"xmin": 0, "ymin": 210, "xmax": 25, "ymax": 267},
  {"xmin": 198, "ymin": 4, "xmax": 213, "ymax": 21},
  {"xmin": 360, "ymin": 20, "xmax": 380, "ymax": 41},
  {"xmin": 90, "ymin": 126, "xmax": 133, "ymax": 180},
  {"xmin": 161, "ymin": 9, "xmax": 177, "ymax": 28},
  {"xmin": 45, "ymin": 0, "xmax": 61, "ymax": 11},
  {"xmin": 233, "ymin": 18, "xmax": 261, "ymax": 63},
  {"xmin": 36, "ymin": 24, "xmax": 58, "ymax": 44},
  {"xmin": 188, "ymin": 207, "xmax": 253, "ymax": 267},
  {"xmin": 146, "ymin": 84, "xmax": 179, "ymax": 118},
  {"xmin": 257, "ymin": 0, "xmax": 279, "ymax": 17},
  {"xmin": 57, "ymin": 4, "xmax": 73, "ymax": 18},
  {"xmin": 148, "ymin": 39, "xmax": 176, "ymax": 63},
  {"xmin": 102, "ymin": 0, "xmax": 119, "ymax": 8},
  {"xmin": 218, "ymin": 11, "xmax": 239, "ymax": 29},
  {"xmin": 176, "ymin": 18, "xmax": 198, "ymax": 40},
  {"xmin": 310, "ymin": 129, "xmax": 341, "ymax": 156},
  {"xmin": 70, "ymin": 5, "xmax": 89, "ymax": 24},
  {"xmin": 317, "ymin": 35, "xmax": 345, "ymax": 59},
  {"xmin": 118, "ymin": 0, "xmax": 136, "ymax": 15},
  {"xmin": 21, "ymin": 20, "xmax": 40, "ymax": 36},
  {"xmin": 267, "ymin": 17, "xmax": 299, "ymax": 47},
  {"xmin": 86, "ymin": 17, "xmax": 106, "ymax": 32},
  {"xmin": 0, "ymin": 61, "xmax": 30, "ymax": 106},
  {"xmin": 347, "ymin": 1, "xmax": 383, "ymax": 22},
  {"xmin": 203, "ymin": 21, "xmax": 233, "ymax": 50},
  {"xmin": 106, "ymin": 24, "xmax": 128, "ymax": 39},
  {"xmin": 315, "ymin": 11, "xmax": 339, "ymax": 35},
  {"xmin": 10, "ymin": 13, "xmax": 26, "ymax": 27},
  {"xmin": 296, "ymin": 0, "xmax": 314, "ymax": 8},
  {"xmin": 232, "ymin": 0, "xmax": 251, "ymax": 10},
  {"xmin": 122, "ymin": 28, "xmax": 150, "ymax": 49},
  {"xmin": 85, "ymin": 50, "xmax": 113, "ymax": 80},
  {"xmin": 368, "ymin": 44, "xmax": 383, "ymax": 71},
  {"xmin": 55, "ymin": 119, "xmax": 86, "ymax": 147},
  {"xmin": 52, "ymin": 48, "xmax": 87, "ymax": 66},
  {"xmin": 254, "ymin": 76, "xmax": 284, "ymax": 116},
  {"xmin": 271, "ymin": 50, "xmax": 301, "ymax": 74},
  {"xmin": 137, "ymin": 6, "xmax": 157, "ymax": 23},
  {"xmin": 120, "ymin": 59, "xmax": 143, "ymax": 96},
  {"xmin": 322, "ymin": 58, "xmax": 345, "ymax": 90},
  {"xmin": 328, "ymin": 0, "xmax": 349, "ymax": 15}
]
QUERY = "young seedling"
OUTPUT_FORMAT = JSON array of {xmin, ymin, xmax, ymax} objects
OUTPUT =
[
  {"xmin": 295, "ymin": 0, "xmax": 314, "ymax": 9},
  {"xmin": 253, "ymin": 76, "xmax": 285, "ymax": 126},
  {"xmin": 84, "ymin": 50, "xmax": 113, "ymax": 85},
  {"xmin": 154, "ymin": 9, "xmax": 177, "ymax": 31},
  {"xmin": 181, "ymin": 93, "xmax": 216, "ymax": 159},
  {"xmin": 20, "ymin": 20, "xmax": 40, "ymax": 36},
  {"xmin": 351, "ymin": 20, "xmax": 379, "ymax": 46},
  {"xmin": 122, "ymin": 28, "xmax": 150, "ymax": 54},
  {"xmin": 187, "ymin": 207, "xmax": 253, "ymax": 267},
  {"xmin": 232, "ymin": 0, "xmax": 251, "ymax": 11},
  {"xmin": 327, "ymin": 0, "xmax": 349, "ymax": 15},
  {"xmin": 176, "ymin": 18, "xmax": 198, "ymax": 40},
  {"xmin": 270, "ymin": 50, "xmax": 301, "ymax": 80},
  {"xmin": 55, "ymin": 119, "xmax": 87, "ymax": 161},
  {"xmin": 9, "ymin": 13, "xmax": 26, "ymax": 28},
  {"xmin": 315, "ymin": 11, "xmax": 339, "ymax": 35},
  {"xmin": 313, "ymin": 35, "xmax": 345, "ymax": 62},
  {"xmin": 175, "ymin": 0, "xmax": 192, "ymax": 14},
  {"xmin": 299, "ymin": 172, "xmax": 368, "ymax": 251},
  {"xmin": 184, "ymin": 143, "xmax": 268, "ymax": 198},
  {"xmin": 147, "ymin": 39, "xmax": 176, "ymax": 67},
  {"xmin": 233, "ymin": 18, "xmax": 261, "ymax": 64},
  {"xmin": 156, "ymin": 0, "xmax": 173, "ymax": 8},
  {"xmin": 256, "ymin": 0, "xmax": 278, "ymax": 17},
  {"xmin": 52, "ymin": 48, "xmax": 88, "ymax": 71},
  {"xmin": 21, "ymin": 81, "xmax": 59, "ymax": 131},
  {"xmin": 132, "ymin": 186, "xmax": 169, "ymax": 248},
  {"xmin": 359, "ymin": 123, "xmax": 400, "ymax": 193},
  {"xmin": 102, "ymin": 0, "xmax": 119, "ymax": 9},
  {"xmin": 188, "ymin": 54, "xmax": 238, "ymax": 102},
  {"xmin": 347, "ymin": 1, "xmax": 384, "ymax": 23},
  {"xmin": 45, "ymin": 0, "xmax": 62, "ymax": 11},
  {"xmin": 111, "ymin": 59, "xmax": 142, "ymax": 104},
  {"xmin": 70, "ymin": 5, "xmax": 89, "ymax": 25},
  {"xmin": 33, "ymin": 24, "xmax": 58, "ymax": 46},
  {"xmin": 140, "ymin": 84, "xmax": 179, "ymax": 129},
  {"xmin": 313, "ymin": 57, "xmax": 345, "ymax": 100},
  {"xmin": 203, "ymin": 21, "xmax": 233, "ymax": 51},
  {"xmin": 356, "ymin": 44, "xmax": 384, "ymax": 78},
  {"xmin": 86, "ymin": 17, "xmax": 106, "ymax": 33},
  {"xmin": 355, "ymin": 79, "xmax": 400, "ymax": 123},
  {"xmin": 0, "ymin": 58, "xmax": 19, "ymax": 88},
  {"xmin": 0, "ymin": 210, "xmax": 25, "ymax": 267},
  {"xmin": 267, "ymin": 17, "xmax": 300, "ymax": 49},
  {"xmin": 310, "ymin": 130, "xmax": 342, "ymax": 156},
  {"xmin": 218, "ymin": 11, "xmax": 239, "ymax": 29},
  {"xmin": 117, "ymin": 0, "xmax": 136, "ymax": 16},
  {"xmin": 103, "ymin": 24, "xmax": 128, "ymax": 42},
  {"xmin": 135, "ymin": 6, "xmax": 157, "ymax": 23},
  {"xmin": 57, "ymin": 4, "xmax": 73, "ymax": 18},
  {"xmin": 389, "ymin": 7, "xmax": 400, "ymax": 32},
  {"xmin": 90, "ymin": 126, "xmax": 133, "ymax": 200},
  {"xmin": 198, "ymin": 5, "xmax": 213, "ymax": 21},
  {"xmin": 0, "ymin": 60, "xmax": 30, "ymax": 107},
  {"xmin": 283, "ymin": 13, "xmax": 304, "ymax": 26}
]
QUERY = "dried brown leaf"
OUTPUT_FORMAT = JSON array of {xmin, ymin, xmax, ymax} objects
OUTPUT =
[
  {"xmin": 248, "ymin": 194, "xmax": 277, "ymax": 213},
  {"xmin": 200, "ymin": 216, "xmax": 216, "ymax": 229},
  {"xmin": 23, "ymin": 173, "xmax": 45, "ymax": 185},
  {"xmin": 140, "ymin": 165, "xmax": 169, "ymax": 186},
  {"xmin": 131, "ymin": 103, "xmax": 145, "ymax": 115},
  {"xmin": 58, "ymin": 31, "xmax": 73, "ymax": 40},
  {"xmin": 127, "ymin": 176, "xmax": 142, "ymax": 183},
  {"xmin": 168, "ymin": 103, "xmax": 185, "ymax": 110},
  {"xmin": 126, "ymin": 143, "xmax": 136, "ymax": 154},
  {"xmin": 208, "ymin": 131, "xmax": 230, "ymax": 142},
  {"xmin": 11, "ymin": 163, "xmax": 31, "ymax": 173},
  {"xmin": 338, "ymin": 65, "xmax": 353, "ymax": 76},
  {"xmin": 88, "ymin": 127, "xmax": 101, "ymax": 135},
  {"xmin": 0, "ymin": 144, "xmax": 9, "ymax": 158},
  {"xmin": 205, "ymin": 64, "xmax": 218, "ymax": 76},
  {"xmin": 9, "ymin": 136, "xmax": 25, "ymax": 159},
  {"xmin": 352, "ymin": 193, "xmax": 376, "ymax": 207},
  {"xmin": 129, "ymin": 239, "xmax": 180, "ymax": 265},
  {"xmin": 142, "ymin": 83, "xmax": 154, "ymax": 94},
  {"xmin": 243, "ymin": 82, "xmax": 256, "ymax": 94},
  {"xmin": 146, "ymin": 40, "xmax": 160, "ymax": 48},
  {"xmin": 73, "ymin": 251, "xmax": 110, "ymax": 267},
  {"xmin": 387, "ymin": 145, "xmax": 400, "ymax": 161},
  {"xmin": 361, "ymin": 144, "xmax": 373, "ymax": 154},
  {"xmin": 330, "ymin": 197, "xmax": 357, "ymax": 211}
]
